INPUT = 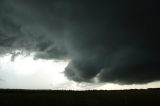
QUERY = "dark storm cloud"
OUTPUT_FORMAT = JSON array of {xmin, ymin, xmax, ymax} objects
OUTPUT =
[
  {"xmin": 0, "ymin": 0, "xmax": 67, "ymax": 59},
  {"xmin": 0, "ymin": 0, "xmax": 160, "ymax": 84},
  {"xmin": 64, "ymin": 0, "xmax": 160, "ymax": 84}
]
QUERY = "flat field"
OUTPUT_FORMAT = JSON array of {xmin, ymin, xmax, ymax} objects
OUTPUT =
[{"xmin": 0, "ymin": 89, "xmax": 160, "ymax": 106}]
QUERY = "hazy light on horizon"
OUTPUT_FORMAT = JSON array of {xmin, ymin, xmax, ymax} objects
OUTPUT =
[{"xmin": 0, "ymin": 53, "xmax": 71, "ymax": 89}]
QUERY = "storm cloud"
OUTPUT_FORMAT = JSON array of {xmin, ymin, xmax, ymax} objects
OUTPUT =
[{"xmin": 0, "ymin": 0, "xmax": 160, "ymax": 84}]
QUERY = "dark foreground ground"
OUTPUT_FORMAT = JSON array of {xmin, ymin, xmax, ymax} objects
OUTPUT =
[{"xmin": 0, "ymin": 88, "xmax": 160, "ymax": 106}]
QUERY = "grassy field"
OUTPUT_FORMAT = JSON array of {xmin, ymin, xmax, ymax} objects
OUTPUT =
[{"xmin": 0, "ymin": 88, "xmax": 160, "ymax": 106}]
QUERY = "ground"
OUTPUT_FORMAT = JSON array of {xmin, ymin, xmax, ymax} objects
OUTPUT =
[{"xmin": 0, "ymin": 89, "xmax": 160, "ymax": 106}]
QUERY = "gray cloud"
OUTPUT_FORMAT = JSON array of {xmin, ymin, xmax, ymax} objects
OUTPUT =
[
  {"xmin": 0, "ymin": 0, "xmax": 160, "ymax": 84},
  {"xmin": 0, "ymin": 0, "xmax": 67, "ymax": 59}
]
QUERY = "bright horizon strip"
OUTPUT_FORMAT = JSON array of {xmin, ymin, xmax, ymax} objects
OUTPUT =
[
  {"xmin": 0, "ymin": 51, "xmax": 160, "ymax": 90},
  {"xmin": 0, "ymin": 52, "xmax": 72, "ymax": 89}
]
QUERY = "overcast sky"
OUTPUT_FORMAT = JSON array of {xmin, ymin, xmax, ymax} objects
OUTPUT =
[{"xmin": 0, "ymin": 0, "xmax": 160, "ymax": 90}]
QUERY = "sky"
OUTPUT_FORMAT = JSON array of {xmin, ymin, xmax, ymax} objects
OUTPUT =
[{"xmin": 0, "ymin": 0, "xmax": 160, "ymax": 90}]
